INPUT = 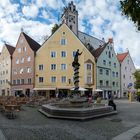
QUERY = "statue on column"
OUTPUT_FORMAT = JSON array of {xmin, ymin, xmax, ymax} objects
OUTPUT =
[
  {"xmin": 72, "ymin": 49, "xmax": 82, "ymax": 97},
  {"xmin": 72, "ymin": 49, "xmax": 82, "ymax": 67}
]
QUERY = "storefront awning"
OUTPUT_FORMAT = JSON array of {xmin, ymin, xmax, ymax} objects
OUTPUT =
[
  {"xmin": 14, "ymin": 89, "xmax": 23, "ymax": 91},
  {"xmin": 33, "ymin": 88, "xmax": 56, "ymax": 91}
]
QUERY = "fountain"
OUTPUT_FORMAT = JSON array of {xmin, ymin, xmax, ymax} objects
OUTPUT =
[{"xmin": 39, "ymin": 49, "xmax": 117, "ymax": 120}]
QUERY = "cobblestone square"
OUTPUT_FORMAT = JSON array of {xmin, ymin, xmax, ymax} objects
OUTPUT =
[{"xmin": 0, "ymin": 99, "xmax": 140, "ymax": 140}]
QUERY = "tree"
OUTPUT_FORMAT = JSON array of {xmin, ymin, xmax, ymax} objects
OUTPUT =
[
  {"xmin": 133, "ymin": 70, "xmax": 140, "ymax": 90},
  {"xmin": 51, "ymin": 24, "xmax": 59, "ymax": 34},
  {"xmin": 120, "ymin": 0, "xmax": 140, "ymax": 30}
]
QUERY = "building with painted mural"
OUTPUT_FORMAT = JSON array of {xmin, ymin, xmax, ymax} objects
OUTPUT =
[
  {"xmin": 117, "ymin": 51, "xmax": 136, "ymax": 97},
  {"xmin": 11, "ymin": 32, "xmax": 41, "ymax": 96},
  {"xmin": 0, "ymin": 44, "xmax": 15, "ymax": 96}
]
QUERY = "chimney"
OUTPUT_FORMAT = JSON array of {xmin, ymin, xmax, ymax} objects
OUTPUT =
[{"xmin": 108, "ymin": 38, "xmax": 113, "ymax": 43}]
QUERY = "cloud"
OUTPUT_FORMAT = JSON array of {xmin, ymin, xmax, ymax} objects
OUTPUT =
[
  {"xmin": 22, "ymin": 4, "xmax": 39, "ymax": 18},
  {"xmin": 0, "ymin": 0, "xmax": 140, "ymax": 69}
]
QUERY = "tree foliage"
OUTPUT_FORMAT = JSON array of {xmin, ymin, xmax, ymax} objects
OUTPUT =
[
  {"xmin": 51, "ymin": 24, "xmax": 60, "ymax": 34},
  {"xmin": 120, "ymin": 0, "xmax": 140, "ymax": 30},
  {"xmin": 133, "ymin": 70, "xmax": 140, "ymax": 90}
]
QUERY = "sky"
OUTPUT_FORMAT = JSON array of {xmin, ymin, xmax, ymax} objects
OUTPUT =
[{"xmin": 0, "ymin": 0, "xmax": 140, "ymax": 68}]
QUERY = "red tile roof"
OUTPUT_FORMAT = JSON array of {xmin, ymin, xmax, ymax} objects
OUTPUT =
[
  {"xmin": 117, "ymin": 52, "xmax": 128, "ymax": 63},
  {"xmin": 92, "ymin": 43, "xmax": 109, "ymax": 59}
]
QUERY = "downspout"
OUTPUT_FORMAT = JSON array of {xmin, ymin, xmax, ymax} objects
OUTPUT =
[
  {"xmin": 10, "ymin": 55, "xmax": 12, "ymax": 95},
  {"xmin": 120, "ymin": 63, "xmax": 122, "ymax": 98}
]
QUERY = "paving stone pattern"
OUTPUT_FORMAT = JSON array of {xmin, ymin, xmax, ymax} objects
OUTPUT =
[{"xmin": 0, "ymin": 100, "xmax": 140, "ymax": 140}]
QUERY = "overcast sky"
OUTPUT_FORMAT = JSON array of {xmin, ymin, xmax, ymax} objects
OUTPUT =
[{"xmin": 0, "ymin": 0, "xmax": 140, "ymax": 68}]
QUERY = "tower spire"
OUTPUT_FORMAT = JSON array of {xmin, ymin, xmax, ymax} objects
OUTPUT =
[{"xmin": 61, "ymin": 1, "xmax": 78, "ymax": 35}]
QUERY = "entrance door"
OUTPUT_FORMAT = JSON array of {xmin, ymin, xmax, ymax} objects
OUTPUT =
[{"xmin": 25, "ymin": 89, "xmax": 30, "ymax": 97}]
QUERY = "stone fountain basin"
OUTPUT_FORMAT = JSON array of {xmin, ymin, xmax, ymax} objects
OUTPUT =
[{"xmin": 39, "ymin": 103, "xmax": 117, "ymax": 120}]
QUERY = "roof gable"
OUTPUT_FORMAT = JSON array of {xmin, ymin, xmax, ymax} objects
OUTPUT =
[
  {"xmin": 5, "ymin": 44, "xmax": 15, "ymax": 55},
  {"xmin": 92, "ymin": 43, "xmax": 108, "ymax": 59},
  {"xmin": 117, "ymin": 52, "xmax": 128, "ymax": 63},
  {"xmin": 22, "ymin": 32, "xmax": 41, "ymax": 52},
  {"xmin": 38, "ymin": 24, "xmax": 95, "ymax": 61}
]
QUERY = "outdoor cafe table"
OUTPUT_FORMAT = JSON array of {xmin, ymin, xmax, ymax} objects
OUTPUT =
[{"xmin": 4, "ymin": 104, "xmax": 21, "ymax": 111}]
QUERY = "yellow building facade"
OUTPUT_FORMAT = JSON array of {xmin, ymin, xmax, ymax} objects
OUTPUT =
[
  {"xmin": 34, "ymin": 24, "xmax": 96, "ymax": 97},
  {"xmin": 0, "ymin": 44, "xmax": 15, "ymax": 96}
]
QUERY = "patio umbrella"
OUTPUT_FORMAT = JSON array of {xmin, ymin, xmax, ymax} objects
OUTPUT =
[
  {"xmin": 70, "ymin": 87, "xmax": 88, "ymax": 91},
  {"xmin": 93, "ymin": 89, "xmax": 103, "ymax": 92}
]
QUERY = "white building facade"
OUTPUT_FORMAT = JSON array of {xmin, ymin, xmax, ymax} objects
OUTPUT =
[{"xmin": 117, "ymin": 52, "xmax": 136, "ymax": 97}]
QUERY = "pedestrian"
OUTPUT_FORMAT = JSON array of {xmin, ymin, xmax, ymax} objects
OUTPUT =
[{"xmin": 108, "ymin": 93, "xmax": 116, "ymax": 110}]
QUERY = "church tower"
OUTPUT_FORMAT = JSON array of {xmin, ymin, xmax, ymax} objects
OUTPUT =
[{"xmin": 61, "ymin": 1, "xmax": 78, "ymax": 35}]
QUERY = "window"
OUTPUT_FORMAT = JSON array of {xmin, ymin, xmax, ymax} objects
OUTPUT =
[
  {"xmin": 112, "ymin": 81, "xmax": 115, "ymax": 87},
  {"xmin": 39, "ymin": 65, "xmax": 43, "ymax": 70},
  {"xmin": 112, "ymin": 71, "xmax": 115, "ymax": 77},
  {"xmin": 23, "ymin": 47, "xmax": 26, "ymax": 52},
  {"xmin": 106, "ymin": 81, "xmax": 109, "ymax": 86},
  {"xmin": 21, "ymin": 58, "xmax": 24, "ymax": 63},
  {"xmin": 87, "ymin": 76, "xmax": 92, "ymax": 84},
  {"xmin": 17, "ymin": 79, "xmax": 20, "ymax": 84},
  {"xmin": 87, "ymin": 64, "xmax": 92, "ymax": 70},
  {"xmin": 61, "ymin": 51, "xmax": 66, "ymax": 57},
  {"xmin": 99, "ymin": 69, "xmax": 103, "ymax": 75},
  {"xmin": 51, "ymin": 76, "xmax": 56, "ymax": 83},
  {"xmin": 100, "ymin": 80, "xmax": 103, "ymax": 86},
  {"xmin": 61, "ymin": 76, "xmax": 66, "ymax": 83},
  {"xmin": 20, "ymin": 68, "xmax": 24, "ymax": 74},
  {"xmin": 73, "ymin": 51, "xmax": 76, "ymax": 57},
  {"xmin": 21, "ymin": 79, "xmax": 24, "ymax": 84},
  {"xmin": 127, "ymin": 60, "xmax": 129, "ymax": 64},
  {"xmin": 51, "ymin": 64, "xmax": 56, "ymax": 70},
  {"xmin": 60, "ymin": 38, "xmax": 67, "ymax": 45},
  {"xmin": 39, "ymin": 77, "xmax": 43, "ymax": 83},
  {"xmin": 61, "ymin": 64, "xmax": 66, "ymax": 70},
  {"xmin": 106, "ymin": 70, "xmax": 109, "ymax": 75},
  {"xmin": 125, "ymin": 67, "xmax": 127, "ymax": 70},
  {"xmin": 13, "ymin": 80, "xmax": 16, "ymax": 85},
  {"xmin": 16, "ymin": 59, "xmax": 19, "ymax": 64},
  {"xmin": 116, "ymin": 82, "xmax": 118, "ymax": 87},
  {"xmin": 27, "ymin": 56, "xmax": 31, "ymax": 62},
  {"xmin": 114, "ymin": 63, "xmax": 116, "ymax": 68},
  {"xmin": 109, "ymin": 61, "xmax": 111, "ymax": 66},
  {"xmin": 28, "ymin": 78, "xmax": 31, "ymax": 84},
  {"xmin": 70, "ymin": 25, "xmax": 73, "ymax": 30},
  {"xmin": 27, "ymin": 67, "xmax": 31, "ymax": 73},
  {"xmin": 18, "ymin": 48, "xmax": 21, "ymax": 53},
  {"xmin": 103, "ymin": 60, "xmax": 106, "ymax": 65},
  {"xmin": 109, "ymin": 51, "xmax": 111, "ymax": 58},
  {"xmin": 51, "ymin": 51, "xmax": 56, "ymax": 58},
  {"xmin": 116, "ymin": 72, "xmax": 118, "ymax": 77},
  {"xmin": 13, "ymin": 70, "xmax": 17, "ymax": 75},
  {"xmin": 6, "ymin": 70, "xmax": 8, "ymax": 74},
  {"xmin": 123, "ymin": 74, "xmax": 125, "ymax": 79}
]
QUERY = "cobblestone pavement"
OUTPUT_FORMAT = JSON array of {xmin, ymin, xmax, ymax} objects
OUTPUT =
[{"xmin": 0, "ymin": 99, "xmax": 140, "ymax": 140}]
